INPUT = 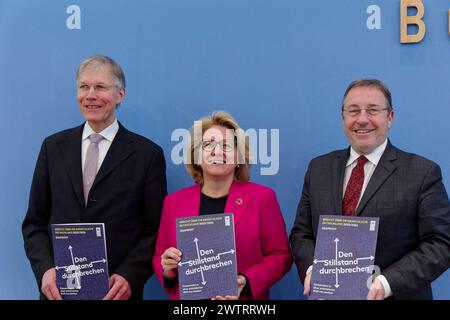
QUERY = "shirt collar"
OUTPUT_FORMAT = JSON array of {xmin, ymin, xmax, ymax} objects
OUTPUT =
[
  {"xmin": 82, "ymin": 119, "xmax": 119, "ymax": 142},
  {"xmin": 346, "ymin": 139, "xmax": 388, "ymax": 167}
]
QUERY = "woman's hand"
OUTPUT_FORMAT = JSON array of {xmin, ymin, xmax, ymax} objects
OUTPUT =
[
  {"xmin": 161, "ymin": 247, "xmax": 182, "ymax": 280},
  {"xmin": 212, "ymin": 275, "xmax": 246, "ymax": 300}
]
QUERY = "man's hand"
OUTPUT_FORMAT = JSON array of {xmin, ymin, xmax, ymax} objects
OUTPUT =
[
  {"xmin": 303, "ymin": 271, "xmax": 312, "ymax": 296},
  {"xmin": 41, "ymin": 267, "xmax": 63, "ymax": 300},
  {"xmin": 161, "ymin": 247, "xmax": 182, "ymax": 280},
  {"xmin": 367, "ymin": 277, "xmax": 385, "ymax": 300},
  {"xmin": 103, "ymin": 274, "xmax": 131, "ymax": 300}
]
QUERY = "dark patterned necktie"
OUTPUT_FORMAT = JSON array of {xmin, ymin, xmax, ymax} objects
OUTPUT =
[{"xmin": 342, "ymin": 156, "xmax": 368, "ymax": 216}]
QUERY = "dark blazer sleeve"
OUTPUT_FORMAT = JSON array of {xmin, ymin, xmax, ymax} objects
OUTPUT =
[
  {"xmin": 22, "ymin": 139, "xmax": 55, "ymax": 288},
  {"xmin": 382, "ymin": 162, "xmax": 450, "ymax": 297},
  {"xmin": 114, "ymin": 146, "xmax": 167, "ymax": 291},
  {"xmin": 289, "ymin": 162, "xmax": 316, "ymax": 284}
]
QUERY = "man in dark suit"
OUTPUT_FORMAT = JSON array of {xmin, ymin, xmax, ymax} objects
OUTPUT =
[
  {"xmin": 290, "ymin": 79, "xmax": 450, "ymax": 300},
  {"xmin": 22, "ymin": 55, "xmax": 167, "ymax": 300}
]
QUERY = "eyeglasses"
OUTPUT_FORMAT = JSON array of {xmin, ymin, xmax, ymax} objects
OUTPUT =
[
  {"xmin": 202, "ymin": 140, "xmax": 235, "ymax": 152},
  {"xmin": 78, "ymin": 83, "xmax": 119, "ymax": 94},
  {"xmin": 342, "ymin": 107, "xmax": 389, "ymax": 117}
]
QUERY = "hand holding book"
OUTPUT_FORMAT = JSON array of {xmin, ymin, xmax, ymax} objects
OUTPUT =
[
  {"xmin": 161, "ymin": 247, "xmax": 182, "ymax": 280},
  {"xmin": 211, "ymin": 275, "xmax": 246, "ymax": 300},
  {"xmin": 41, "ymin": 267, "xmax": 63, "ymax": 300}
]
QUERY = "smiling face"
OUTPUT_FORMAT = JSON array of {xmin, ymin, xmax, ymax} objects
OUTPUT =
[
  {"xmin": 342, "ymin": 86, "xmax": 394, "ymax": 154},
  {"xmin": 77, "ymin": 65, "xmax": 125, "ymax": 132},
  {"xmin": 200, "ymin": 125, "xmax": 237, "ymax": 182}
]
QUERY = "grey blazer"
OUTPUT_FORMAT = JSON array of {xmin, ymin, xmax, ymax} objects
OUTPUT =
[{"xmin": 290, "ymin": 141, "xmax": 450, "ymax": 299}]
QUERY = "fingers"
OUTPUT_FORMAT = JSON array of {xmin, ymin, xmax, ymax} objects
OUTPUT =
[
  {"xmin": 41, "ymin": 267, "xmax": 62, "ymax": 300},
  {"xmin": 161, "ymin": 247, "xmax": 182, "ymax": 264},
  {"xmin": 113, "ymin": 285, "xmax": 131, "ymax": 300},
  {"xmin": 103, "ymin": 274, "xmax": 131, "ymax": 300},
  {"xmin": 162, "ymin": 258, "xmax": 180, "ymax": 267},
  {"xmin": 212, "ymin": 295, "xmax": 238, "ymax": 300},
  {"xmin": 367, "ymin": 278, "xmax": 385, "ymax": 300},
  {"xmin": 49, "ymin": 285, "xmax": 63, "ymax": 300},
  {"xmin": 161, "ymin": 247, "xmax": 182, "ymax": 279},
  {"xmin": 41, "ymin": 282, "xmax": 54, "ymax": 300},
  {"xmin": 236, "ymin": 275, "xmax": 246, "ymax": 297},
  {"xmin": 237, "ymin": 276, "xmax": 246, "ymax": 287},
  {"xmin": 103, "ymin": 282, "xmax": 120, "ymax": 300},
  {"xmin": 42, "ymin": 285, "xmax": 57, "ymax": 300},
  {"xmin": 367, "ymin": 287, "xmax": 376, "ymax": 300},
  {"xmin": 376, "ymin": 290, "xmax": 384, "ymax": 300},
  {"xmin": 303, "ymin": 272, "xmax": 312, "ymax": 296},
  {"xmin": 367, "ymin": 287, "xmax": 384, "ymax": 300}
]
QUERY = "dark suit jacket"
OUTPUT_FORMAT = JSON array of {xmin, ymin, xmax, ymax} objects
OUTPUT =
[
  {"xmin": 290, "ymin": 141, "xmax": 450, "ymax": 300},
  {"xmin": 22, "ymin": 123, "xmax": 167, "ymax": 299}
]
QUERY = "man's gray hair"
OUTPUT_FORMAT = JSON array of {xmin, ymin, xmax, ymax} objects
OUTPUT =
[{"xmin": 77, "ymin": 55, "xmax": 126, "ymax": 89}]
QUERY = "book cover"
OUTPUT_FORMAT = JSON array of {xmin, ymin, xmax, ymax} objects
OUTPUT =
[
  {"xmin": 176, "ymin": 213, "xmax": 238, "ymax": 300},
  {"xmin": 51, "ymin": 223, "xmax": 109, "ymax": 300},
  {"xmin": 309, "ymin": 215, "xmax": 379, "ymax": 300}
]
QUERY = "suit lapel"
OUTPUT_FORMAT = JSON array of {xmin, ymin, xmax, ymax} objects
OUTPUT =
[
  {"xmin": 355, "ymin": 142, "xmax": 397, "ymax": 216},
  {"xmin": 59, "ymin": 125, "xmax": 84, "ymax": 208},
  {"xmin": 224, "ymin": 181, "xmax": 250, "ymax": 227},
  {"xmin": 91, "ymin": 124, "xmax": 134, "ymax": 190},
  {"xmin": 333, "ymin": 149, "xmax": 349, "ymax": 215}
]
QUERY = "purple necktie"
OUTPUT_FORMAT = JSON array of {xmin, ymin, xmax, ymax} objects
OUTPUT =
[
  {"xmin": 83, "ymin": 133, "xmax": 103, "ymax": 206},
  {"xmin": 343, "ymin": 156, "xmax": 368, "ymax": 216}
]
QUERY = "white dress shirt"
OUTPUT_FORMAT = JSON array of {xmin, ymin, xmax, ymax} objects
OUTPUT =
[
  {"xmin": 343, "ymin": 139, "xmax": 388, "ymax": 210},
  {"xmin": 81, "ymin": 119, "xmax": 119, "ymax": 174},
  {"xmin": 307, "ymin": 139, "xmax": 393, "ymax": 299},
  {"xmin": 342, "ymin": 139, "xmax": 392, "ymax": 298}
]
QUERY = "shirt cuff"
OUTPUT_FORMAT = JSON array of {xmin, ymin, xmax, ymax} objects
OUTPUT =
[{"xmin": 377, "ymin": 275, "xmax": 393, "ymax": 298}]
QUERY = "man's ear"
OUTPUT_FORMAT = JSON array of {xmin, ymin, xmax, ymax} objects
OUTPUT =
[
  {"xmin": 387, "ymin": 110, "xmax": 394, "ymax": 128},
  {"xmin": 115, "ymin": 88, "xmax": 126, "ymax": 109}
]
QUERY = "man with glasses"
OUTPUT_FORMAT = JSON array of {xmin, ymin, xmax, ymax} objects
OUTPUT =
[
  {"xmin": 290, "ymin": 79, "xmax": 450, "ymax": 299},
  {"xmin": 22, "ymin": 55, "xmax": 167, "ymax": 300}
]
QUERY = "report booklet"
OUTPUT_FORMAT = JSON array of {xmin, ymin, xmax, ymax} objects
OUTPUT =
[
  {"xmin": 309, "ymin": 215, "xmax": 379, "ymax": 300},
  {"xmin": 51, "ymin": 223, "xmax": 109, "ymax": 300},
  {"xmin": 176, "ymin": 213, "xmax": 238, "ymax": 300}
]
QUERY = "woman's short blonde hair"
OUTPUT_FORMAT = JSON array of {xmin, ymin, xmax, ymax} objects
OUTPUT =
[{"xmin": 185, "ymin": 111, "xmax": 250, "ymax": 185}]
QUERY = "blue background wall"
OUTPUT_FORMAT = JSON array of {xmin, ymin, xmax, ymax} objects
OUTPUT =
[{"xmin": 1, "ymin": 0, "xmax": 449, "ymax": 299}]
